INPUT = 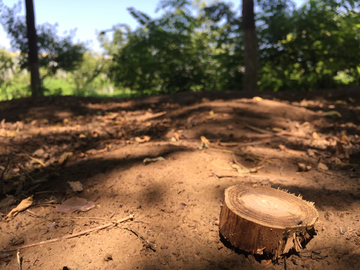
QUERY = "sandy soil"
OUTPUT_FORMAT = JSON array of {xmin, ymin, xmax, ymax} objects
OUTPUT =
[{"xmin": 0, "ymin": 89, "xmax": 359, "ymax": 270}]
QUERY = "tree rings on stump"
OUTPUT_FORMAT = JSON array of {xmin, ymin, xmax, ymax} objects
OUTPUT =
[{"xmin": 219, "ymin": 185, "xmax": 319, "ymax": 259}]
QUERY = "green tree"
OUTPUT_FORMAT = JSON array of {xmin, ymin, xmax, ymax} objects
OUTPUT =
[
  {"xmin": 70, "ymin": 52, "xmax": 110, "ymax": 95},
  {"xmin": 258, "ymin": 0, "xmax": 360, "ymax": 90},
  {"xmin": 0, "ymin": 1, "xmax": 85, "ymax": 95},
  {"xmin": 108, "ymin": 1, "xmax": 212, "ymax": 94},
  {"xmin": 0, "ymin": 48, "xmax": 15, "ymax": 99}
]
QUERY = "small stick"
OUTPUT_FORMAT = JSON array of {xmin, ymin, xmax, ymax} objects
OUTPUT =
[
  {"xmin": 244, "ymin": 124, "xmax": 274, "ymax": 134},
  {"xmin": 51, "ymin": 216, "xmax": 106, "ymax": 220},
  {"xmin": 211, "ymin": 172, "xmax": 238, "ymax": 179},
  {"xmin": 125, "ymin": 227, "xmax": 156, "ymax": 252},
  {"xmin": 26, "ymin": 210, "xmax": 44, "ymax": 218},
  {"xmin": 2, "ymin": 215, "xmax": 134, "ymax": 252}
]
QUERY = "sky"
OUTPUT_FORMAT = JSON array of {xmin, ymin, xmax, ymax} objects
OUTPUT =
[{"xmin": 0, "ymin": 0, "xmax": 305, "ymax": 53}]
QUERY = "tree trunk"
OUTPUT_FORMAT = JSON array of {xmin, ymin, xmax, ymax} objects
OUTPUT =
[
  {"xmin": 219, "ymin": 185, "xmax": 319, "ymax": 259},
  {"xmin": 242, "ymin": 0, "xmax": 258, "ymax": 91},
  {"xmin": 25, "ymin": 0, "xmax": 42, "ymax": 97}
]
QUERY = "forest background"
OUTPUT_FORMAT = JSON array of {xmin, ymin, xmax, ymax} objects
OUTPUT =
[{"xmin": 0, "ymin": 0, "xmax": 359, "ymax": 101}]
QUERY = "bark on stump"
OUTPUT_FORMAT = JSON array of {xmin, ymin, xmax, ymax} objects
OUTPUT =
[{"xmin": 219, "ymin": 185, "xmax": 319, "ymax": 259}]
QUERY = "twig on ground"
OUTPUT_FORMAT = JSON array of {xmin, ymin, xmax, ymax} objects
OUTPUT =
[
  {"xmin": 125, "ymin": 227, "xmax": 156, "ymax": 252},
  {"xmin": 35, "ymin": 190, "xmax": 63, "ymax": 194},
  {"xmin": 26, "ymin": 210, "xmax": 44, "ymax": 218},
  {"xmin": 211, "ymin": 172, "xmax": 238, "ymax": 178},
  {"xmin": 1, "ymin": 214, "xmax": 134, "ymax": 252},
  {"xmin": 255, "ymin": 155, "xmax": 269, "ymax": 168},
  {"xmin": 244, "ymin": 124, "xmax": 274, "ymax": 134},
  {"xmin": 52, "ymin": 216, "xmax": 107, "ymax": 220}
]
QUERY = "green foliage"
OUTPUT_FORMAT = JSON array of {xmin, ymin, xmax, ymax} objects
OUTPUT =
[
  {"xmin": 68, "ymin": 52, "xmax": 110, "ymax": 95},
  {"xmin": 258, "ymin": 0, "xmax": 360, "ymax": 91},
  {"xmin": 1, "ymin": 0, "xmax": 360, "ymax": 100},
  {"xmin": 0, "ymin": 1, "xmax": 85, "ymax": 78},
  {"xmin": 107, "ymin": 0, "xmax": 246, "ymax": 94},
  {"xmin": 109, "ymin": 2, "xmax": 207, "ymax": 93},
  {"xmin": 103, "ymin": 0, "xmax": 360, "ymax": 94},
  {"xmin": 0, "ymin": 48, "xmax": 30, "ymax": 99}
]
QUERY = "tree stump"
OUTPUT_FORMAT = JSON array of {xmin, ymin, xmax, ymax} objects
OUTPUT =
[{"xmin": 219, "ymin": 185, "xmax": 319, "ymax": 259}]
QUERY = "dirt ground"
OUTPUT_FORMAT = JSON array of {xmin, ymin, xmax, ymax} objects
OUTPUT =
[{"xmin": 0, "ymin": 88, "xmax": 359, "ymax": 270}]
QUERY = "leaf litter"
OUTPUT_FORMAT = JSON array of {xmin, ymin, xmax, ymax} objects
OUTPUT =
[
  {"xmin": 0, "ymin": 91, "xmax": 359, "ymax": 269},
  {"xmin": 55, "ymin": 197, "xmax": 96, "ymax": 213}
]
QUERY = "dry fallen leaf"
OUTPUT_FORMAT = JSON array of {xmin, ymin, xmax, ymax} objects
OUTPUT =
[
  {"xmin": 56, "ymin": 197, "xmax": 96, "ymax": 213},
  {"xmin": 68, "ymin": 181, "xmax": 84, "ymax": 192},
  {"xmin": 5, "ymin": 195, "xmax": 33, "ymax": 221},
  {"xmin": 58, "ymin": 152, "xmax": 73, "ymax": 165},
  {"xmin": 312, "ymin": 132, "xmax": 321, "ymax": 140},
  {"xmin": 200, "ymin": 136, "xmax": 211, "ymax": 146},
  {"xmin": 317, "ymin": 162, "xmax": 329, "ymax": 171},
  {"xmin": 135, "ymin": 136, "xmax": 151, "ymax": 143},
  {"xmin": 341, "ymin": 131, "xmax": 349, "ymax": 143},
  {"xmin": 253, "ymin": 96, "xmax": 263, "ymax": 101},
  {"xmin": 32, "ymin": 148, "xmax": 45, "ymax": 157},
  {"xmin": 113, "ymin": 120, "xmax": 123, "ymax": 125},
  {"xmin": 272, "ymin": 127, "xmax": 283, "ymax": 133},
  {"xmin": 105, "ymin": 112, "xmax": 119, "ymax": 120}
]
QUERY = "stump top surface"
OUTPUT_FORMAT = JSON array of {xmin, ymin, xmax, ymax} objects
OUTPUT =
[{"xmin": 224, "ymin": 185, "xmax": 319, "ymax": 229}]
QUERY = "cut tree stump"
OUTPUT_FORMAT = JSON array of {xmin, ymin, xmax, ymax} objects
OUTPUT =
[{"xmin": 219, "ymin": 185, "xmax": 319, "ymax": 259}]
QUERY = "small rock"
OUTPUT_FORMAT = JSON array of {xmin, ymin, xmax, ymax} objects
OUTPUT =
[
  {"xmin": 339, "ymin": 227, "xmax": 347, "ymax": 235},
  {"xmin": 298, "ymin": 163, "xmax": 307, "ymax": 171},
  {"xmin": 161, "ymin": 245, "xmax": 168, "ymax": 250},
  {"xmin": 317, "ymin": 162, "xmax": 328, "ymax": 171},
  {"xmin": 298, "ymin": 163, "xmax": 312, "ymax": 172},
  {"xmin": 178, "ymin": 203, "xmax": 186, "ymax": 210}
]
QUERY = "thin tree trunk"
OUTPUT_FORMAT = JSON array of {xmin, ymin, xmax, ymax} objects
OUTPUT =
[
  {"xmin": 242, "ymin": 0, "xmax": 258, "ymax": 91},
  {"xmin": 25, "ymin": 0, "xmax": 42, "ymax": 97}
]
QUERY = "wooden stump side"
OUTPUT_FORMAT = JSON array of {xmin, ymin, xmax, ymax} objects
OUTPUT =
[{"xmin": 219, "ymin": 185, "xmax": 319, "ymax": 259}]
